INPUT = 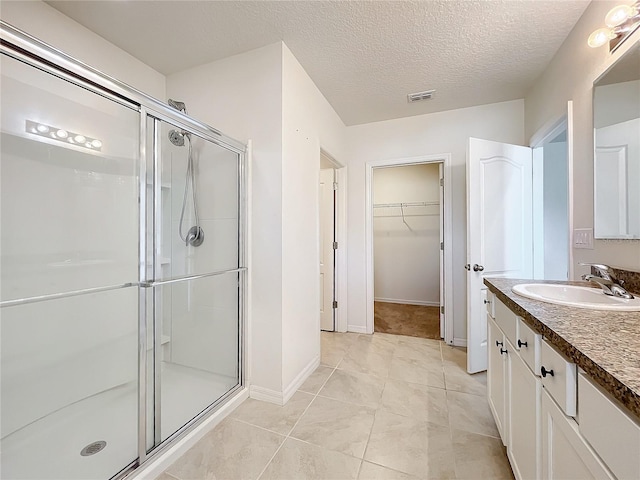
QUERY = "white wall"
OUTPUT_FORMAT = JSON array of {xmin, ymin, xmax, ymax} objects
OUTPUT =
[
  {"xmin": 525, "ymin": 1, "xmax": 640, "ymax": 274},
  {"xmin": 167, "ymin": 43, "xmax": 347, "ymax": 401},
  {"xmin": 346, "ymin": 100, "xmax": 524, "ymax": 340},
  {"xmin": 281, "ymin": 44, "xmax": 346, "ymax": 393},
  {"xmin": 373, "ymin": 164, "xmax": 440, "ymax": 305},
  {"xmin": 543, "ymin": 141, "xmax": 569, "ymax": 280},
  {"xmin": 166, "ymin": 43, "xmax": 285, "ymax": 395},
  {"xmin": 594, "ymin": 80, "xmax": 640, "ymax": 129},
  {"xmin": 0, "ymin": 0, "xmax": 165, "ymax": 99}
]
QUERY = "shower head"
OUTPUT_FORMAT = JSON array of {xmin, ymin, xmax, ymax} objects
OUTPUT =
[
  {"xmin": 168, "ymin": 99, "xmax": 187, "ymax": 114},
  {"xmin": 169, "ymin": 129, "xmax": 186, "ymax": 147}
]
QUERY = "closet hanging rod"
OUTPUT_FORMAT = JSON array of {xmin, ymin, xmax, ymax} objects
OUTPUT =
[{"xmin": 373, "ymin": 201, "xmax": 439, "ymax": 208}]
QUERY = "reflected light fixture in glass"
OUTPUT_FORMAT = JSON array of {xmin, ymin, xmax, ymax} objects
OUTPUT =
[{"xmin": 26, "ymin": 120, "xmax": 102, "ymax": 152}]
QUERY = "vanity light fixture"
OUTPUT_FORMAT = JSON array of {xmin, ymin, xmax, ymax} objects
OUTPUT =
[
  {"xmin": 588, "ymin": 1, "xmax": 640, "ymax": 50},
  {"xmin": 25, "ymin": 120, "xmax": 102, "ymax": 152}
]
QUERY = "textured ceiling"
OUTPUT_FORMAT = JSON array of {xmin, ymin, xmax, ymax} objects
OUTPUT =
[{"xmin": 44, "ymin": 0, "xmax": 589, "ymax": 126}]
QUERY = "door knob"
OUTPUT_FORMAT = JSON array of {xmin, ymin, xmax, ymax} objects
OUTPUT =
[{"xmin": 473, "ymin": 264, "xmax": 484, "ymax": 272}]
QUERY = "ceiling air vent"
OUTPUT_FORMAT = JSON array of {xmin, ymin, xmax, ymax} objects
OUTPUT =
[{"xmin": 407, "ymin": 89, "xmax": 435, "ymax": 103}]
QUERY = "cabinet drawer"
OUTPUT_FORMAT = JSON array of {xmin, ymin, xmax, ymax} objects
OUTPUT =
[
  {"xmin": 486, "ymin": 290, "xmax": 495, "ymax": 319},
  {"xmin": 517, "ymin": 319, "xmax": 541, "ymax": 376},
  {"xmin": 540, "ymin": 340, "xmax": 577, "ymax": 417},
  {"xmin": 494, "ymin": 299, "xmax": 517, "ymax": 346},
  {"xmin": 579, "ymin": 373, "xmax": 640, "ymax": 480}
]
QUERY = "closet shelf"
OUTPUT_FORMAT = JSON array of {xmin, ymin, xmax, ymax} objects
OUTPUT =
[{"xmin": 373, "ymin": 201, "xmax": 439, "ymax": 208}]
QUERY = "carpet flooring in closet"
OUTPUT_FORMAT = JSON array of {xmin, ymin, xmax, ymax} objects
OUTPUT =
[{"xmin": 374, "ymin": 301, "xmax": 441, "ymax": 339}]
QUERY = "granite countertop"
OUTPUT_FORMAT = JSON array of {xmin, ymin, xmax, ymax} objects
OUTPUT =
[{"xmin": 484, "ymin": 277, "xmax": 640, "ymax": 421}]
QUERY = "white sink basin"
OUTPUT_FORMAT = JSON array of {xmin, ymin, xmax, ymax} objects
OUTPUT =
[{"xmin": 512, "ymin": 283, "xmax": 640, "ymax": 311}]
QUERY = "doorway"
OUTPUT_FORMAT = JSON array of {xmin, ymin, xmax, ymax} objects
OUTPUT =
[
  {"xmin": 319, "ymin": 150, "xmax": 346, "ymax": 332},
  {"xmin": 532, "ymin": 120, "xmax": 570, "ymax": 280},
  {"xmin": 372, "ymin": 163, "xmax": 442, "ymax": 339},
  {"xmin": 365, "ymin": 154, "xmax": 453, "ymax": 343}
]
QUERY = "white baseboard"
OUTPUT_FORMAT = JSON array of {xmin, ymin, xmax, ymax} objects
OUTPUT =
[
  {"xmin": 453, "ymin": 337, "xmax": 467, "ymax": 347},
  {"xmin": 131, "ymin": 387, "xmax": 249, "ymax": 480},
  {"xmin": 374, "ymin": 298, "xmax": 439, "ymax": 307},
  {"xmin": 249, "ymin": 355, "xmax": 319, "ymax": 406},
  {"xmin": 250, "ymin": 385, "xmax": 284, "ymax": 406},
  {"xmin": 347, "ymin": 325, "xmax": 368, "ymax": 334},
  {"xmin": 282, "ymin": 355, "xmax": 319, "ymax": 404}
]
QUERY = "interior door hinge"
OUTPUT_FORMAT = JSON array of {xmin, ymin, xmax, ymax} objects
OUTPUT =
[
  {"xmin": 333, "ymin": 181, "xmax": 338, "ymax": 191},
  {"xmin": 440, "ymin": 241, "xmax": 444, "ymax": 251},
  {"xmin": 439, "ymin": 178, "xmax": 444, "ymax": 187},
  {"xmin": 333, "ymin": 241, "xmax": 338, "ymax": 250},
  {"xmin": 333, "ymin": 300, "xmax": 338, "ymax": 309},
  {"xmin": 440, "ymin": 306, "xmax": 444, "ymax": 315}
]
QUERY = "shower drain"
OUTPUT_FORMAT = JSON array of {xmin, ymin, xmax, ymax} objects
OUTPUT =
[{"xmin": 80, "ymin": 441, "xmax": 107, "ymax": 456}]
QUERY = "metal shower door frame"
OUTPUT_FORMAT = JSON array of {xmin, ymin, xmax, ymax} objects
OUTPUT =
[{"xmin": 1, "ymin": 20, "xmax": 248, "ymax": 480}]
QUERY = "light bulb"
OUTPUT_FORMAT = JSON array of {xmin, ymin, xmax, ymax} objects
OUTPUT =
[
  {"xmin": 91, "ymin": 139, "xmax": 102, "ymax": 149},
  {"xmin": 74, "ymin": 135, "xmax": 86, "ymax": 143},
  {"xmin": 36, "ymin": 124, "xmax": 49, "ymax": 133},
  {"xmin": 56, "ymin": 129, "xmax": 68, "ymax": 139},
  {"xmin": 588, "ymin": 28, "xmax": 613, "ymax": 48},
  {"xmin": 605, "ymin": 4, "xmax": 633, "ymax": 27}
]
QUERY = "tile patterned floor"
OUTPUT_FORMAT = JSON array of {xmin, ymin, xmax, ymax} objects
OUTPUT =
[{"xmin": 160, "ymin": 332, "xmax": 513, "ymax": 480}]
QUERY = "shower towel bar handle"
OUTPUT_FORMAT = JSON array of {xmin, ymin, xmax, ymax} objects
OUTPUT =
[{"xmin": 140, "ymin": 267, "xmax": 247, "ymax": 288}]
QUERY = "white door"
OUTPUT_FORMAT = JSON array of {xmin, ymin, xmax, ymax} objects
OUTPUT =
[
  {"xmin": 467, "ymin": 138, "xmax": 532, "ymax": 373},
  {"xmin": 319, "ymin": 168, "xmax": 335, "ymax": 331}
]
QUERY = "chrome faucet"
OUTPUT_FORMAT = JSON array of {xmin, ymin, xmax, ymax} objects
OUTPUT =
[{"xmin": 580, "ymin": 263, "xmax": 634, "ymax": 299}]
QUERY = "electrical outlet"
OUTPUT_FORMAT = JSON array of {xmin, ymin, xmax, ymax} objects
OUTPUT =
[{"xmin": 574, "ymin": 228, "xmax": 594, "ymax": 249}]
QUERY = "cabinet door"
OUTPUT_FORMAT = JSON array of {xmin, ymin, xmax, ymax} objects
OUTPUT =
[
  {"xmin": 541, "ymin": 390, "xmax": 614, "ymax": 480},
  {"xmin": 488, "ymin": 316, "xmax": 506, "ymax": 444},
  {"xmin": 508, "ymin": 342, "xmax": 540, "ymax": 480}
]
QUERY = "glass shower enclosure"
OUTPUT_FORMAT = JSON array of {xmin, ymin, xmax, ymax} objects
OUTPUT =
[{"xmin": 0, "ymin": 22, "xmax": 246, "ymax": 480}]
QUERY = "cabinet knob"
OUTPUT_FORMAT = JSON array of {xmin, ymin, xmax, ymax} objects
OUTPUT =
[
  {"xmin": 500, "ymin": 348, "xmax": 508, "ymax": 355},
  {"xmin": 517, "ymin": 339, "xmax": 528, "ymax": 348},
  {"xmin": 484, "ymin": 299, "xmax": 491, "ymax": 304},
  {"xmin": 541, "ymin": 366, "xmax": 554, "ymax": 378},
  {"xmin": 495, "ymin": 340, "xmax": 503, "ymax": 347}
]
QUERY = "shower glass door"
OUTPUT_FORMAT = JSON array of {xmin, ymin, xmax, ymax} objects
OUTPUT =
[
  {"xmin": 148, "ymin": 119, "xmax": 242, "ymax": 444},
  {"xmin": 1, "ymin": 27, "xmax": 245, "ymax": 479},
  {"xmin": 0, "ymin": 54, "xmax": 140, "ymax": 480}
]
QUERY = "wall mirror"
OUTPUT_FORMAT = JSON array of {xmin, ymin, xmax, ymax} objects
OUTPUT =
[{"xmin": 593, "ymin": 42, "xmax": 640, "ymax": 239}]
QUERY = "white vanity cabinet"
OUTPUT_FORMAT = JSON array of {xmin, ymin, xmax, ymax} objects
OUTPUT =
[
  {"xmin": 488, "ymin": 315, "xmax": 508, "ymax": 444},
  {"xmin": 507, "ymin": 339, "xmax": 541, "ymax": 480},
  {"xmin": 487, "ymin": 295, "xmax": 622, "ymax": 480},
  {"xmin": 541, "ymin": 388, "xmax": 613, "ymax": 480},
  {"xmin": 578, "ymin": 373, "xmax": 640, "ymax": 480}
]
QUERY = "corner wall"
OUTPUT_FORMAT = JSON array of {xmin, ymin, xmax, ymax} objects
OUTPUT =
[
  {"xmin": 525, "ymin": 0, "xmax": 640, "ymax": 274},
  {"xmin": 281, "ymin": 44, "xmax": 346, "ymax": 394}
]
